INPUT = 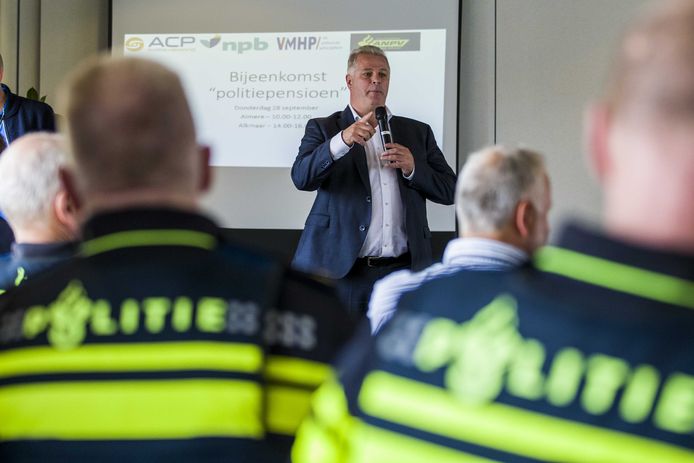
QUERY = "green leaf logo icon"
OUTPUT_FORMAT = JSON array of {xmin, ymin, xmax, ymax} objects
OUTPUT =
[{"xmin": 201, "ymin": 35, "xmax": 221, "ymax": 48}]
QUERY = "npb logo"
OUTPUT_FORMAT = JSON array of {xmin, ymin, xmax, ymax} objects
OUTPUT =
[{"xmin": 125, "ymin": 37, "xmax": 144, "ymax": 52}]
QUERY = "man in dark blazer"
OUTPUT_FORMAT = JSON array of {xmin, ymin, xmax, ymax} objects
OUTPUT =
[
  {"xmin": 0, "ymin": 53, "xmax": 56, "ymax": 253},
  {"xmin": 291, "ymin": 45, "xmax": 456, "ymax": 314}
]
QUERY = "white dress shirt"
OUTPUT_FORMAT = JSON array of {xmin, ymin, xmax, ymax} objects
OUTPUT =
[{"xmin": 329, "ymin": 105, "xmax": 412, "ymax": 258}]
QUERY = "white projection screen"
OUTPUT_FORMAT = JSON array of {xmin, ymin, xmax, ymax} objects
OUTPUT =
[{"xmin": 111, "ymin": 0, "xmax": 459, "ymax": 231}]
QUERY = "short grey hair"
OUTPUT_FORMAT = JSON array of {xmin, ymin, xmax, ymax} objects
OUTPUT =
[
  {"xmin": 0, "ymin": 133, "xmax": 67, "ymax": 229},
  {"xmin": 347, "ymin": 45, "xmax": 389, "ymax": 73},
  {"xmin": 456, "ymin": 146, "xmax": 547, "ymax": 234}
]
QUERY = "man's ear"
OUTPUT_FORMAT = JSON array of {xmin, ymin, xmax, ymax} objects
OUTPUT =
[
  {"xmin": 197, "ymin": 145, "xmax": 212, "ymax": 194},
  {"xmin": 514, "ymin": 200, "xmax": 534, "ymax": 239},
  {"xmin": 585, "ymin": 103, "xmax": 612, "ymax": 184},
  {"xmin": 58, "ymin": 167, "xmax": 83, "ymax": 212},
  {"xmin": 345, "ymin": 73, "xmax": 352, "ymax": 90},
  {"xmin": 53, "ymin": 189, "xmax": 79, "ymax": 233}
]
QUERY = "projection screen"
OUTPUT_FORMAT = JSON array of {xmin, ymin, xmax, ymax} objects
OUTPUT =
[{"xmin": 111, "ymin": 0, "xmax": 459, "ymax": 231}]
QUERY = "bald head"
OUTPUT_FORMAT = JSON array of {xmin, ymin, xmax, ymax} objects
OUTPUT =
[
  {"xmin": 59, "ymin": 57, "xmax": 206, "ymax": 210},
  {"xmin": 590, "ymin": 0, "xmax": 694, "ymax": 252},
  {"xmin": 607, "ymin": 0, "xmax": 694, "ymax": 121}
]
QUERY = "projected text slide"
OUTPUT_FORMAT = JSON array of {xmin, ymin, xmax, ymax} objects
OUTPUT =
[{"xmin": 124, "ymin": 30, "xmax": 446, "ymax": 167}]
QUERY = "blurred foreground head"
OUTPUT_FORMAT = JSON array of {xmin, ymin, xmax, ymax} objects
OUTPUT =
[
  {"xmin": 58, "ymin": 56, "xmax": 210, "ymax": 216},
  {"xmin": 589, "ymin": 0, "xmax": 694, "ymax": 252}
]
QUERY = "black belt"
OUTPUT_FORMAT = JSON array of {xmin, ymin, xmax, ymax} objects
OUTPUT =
[{"xmin": 355, "ymin": 252, "xmax": 411, "ymax": 268}]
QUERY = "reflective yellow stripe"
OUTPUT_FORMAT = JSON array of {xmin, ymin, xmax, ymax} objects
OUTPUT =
[
  {"xmin": 264, "ymin": 357, "xmax": 332, "ymax": 436},
  {"xmin": 292, "ymin": 417, "xmax": 342, "ymax": 463},
  {"xmin": 14, "ymin": 266, "xmax": 25, "ymax": 286},
  {"xmin": 535, "ymin": 246, "xmax": 694, "ymax": 309},
  {"xmin": 350, "ymin": 421, "xmax": 499, "ymax": 463},
  {"xmin": 81, "ymin": 230, "xmax": 216, "ymax": 256},
  {"xmin": 292, "ymin": 380, "xmax": 353, "ymax": 463},
  {"xmin": 359, "ymin": 371, "xmax": 694, "ymax": 463},
  {"xmin": 265, "ymin": 355, "xmax": 331, "ymax": 386},
  {"xmin": 0, "ymin": 342, "xmax": 263, "ymax": 378},
  {"xmin": 312, "ymin": 379, "xmax": 350, "ymax": 428},
  {"xmin": 0, "ymin": 379, "xmax": 263, "ymax": 440},
  {"xmin": 266, "ymin": 385, "xmax": 313, "ymax": 435},
  {"xmin": 292, "ymin": 380, "xmax": 497, "ymax": 463}
]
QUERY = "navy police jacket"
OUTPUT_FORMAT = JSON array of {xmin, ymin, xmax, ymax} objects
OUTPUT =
[
  {"xmin": 293, "ymin": 223, "xmax": 694, "ymax": 462},
  {"xmin": 0, "ymin": 208, "xmax": 357, "ymax": 463},
  {"xmin": 0, "ymin": 241, "xmax": 78, "ymax": 292}
]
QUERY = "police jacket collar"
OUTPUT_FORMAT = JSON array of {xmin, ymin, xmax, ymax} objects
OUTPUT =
[
  {"xmin": 534, "ymin": 221, "xmax": 694, "ymax": 309},
  {"xmin": 80, "ymin": 207, "xmax": 221, "ymax": 256},
  {"xmin": 11, "ymin": 240, "xmax": 78, "ymax": 261}
]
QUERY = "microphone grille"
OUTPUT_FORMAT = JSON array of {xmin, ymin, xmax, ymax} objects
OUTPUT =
[{"xmin": 375, "ymin": 106, "xmax": 387, "ymax": 120}]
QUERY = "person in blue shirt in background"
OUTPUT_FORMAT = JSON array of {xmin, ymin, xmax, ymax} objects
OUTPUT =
[
  {"xmin": 0, "ymin": 54, "xmax": 56, "ymax": 148},
  {"xmin": 368, "ymin": 146, "xmax": 551, "ymax": 333},
  {"xmin": 0, "ymin": 53, "xmax": 56, "ymax": 253}
]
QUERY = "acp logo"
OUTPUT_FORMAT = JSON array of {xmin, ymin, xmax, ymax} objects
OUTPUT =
[
  {"xmin": 149, "ymin": 36, "xmax": 195, "ymax": 48},
  {"xmin": 125, "ymin": 37, "xmax": 144, "ymax": 52},
  {"xmin": 200, "ymin": 34, "xmax": 222, "ymax": 48}
]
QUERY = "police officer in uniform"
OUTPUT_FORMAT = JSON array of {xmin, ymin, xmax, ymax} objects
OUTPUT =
[
  {"xmin": 292, "ymin": 1, "xmax": 694, "ymax": 461},
  {"xmin": 0, "ymin": 133, "xmax": 79, "ymax": 292},
  {"xmin": 0, "ymin": 57, "xmax": 356, "ymax": 463}
]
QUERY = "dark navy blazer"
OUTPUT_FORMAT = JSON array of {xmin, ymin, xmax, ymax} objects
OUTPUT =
[
  {"xmin": 1, "ymin": 84, "xmax": 55, "ymax": 143},
  {"xmin": 291, "ymin": 107, "xmax": 456, "ymax": 279}
]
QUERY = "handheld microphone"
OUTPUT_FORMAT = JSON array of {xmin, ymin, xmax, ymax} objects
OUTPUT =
[{"xmin": 375, "ymin": 106, "xmax": 393, "ymax": 152}]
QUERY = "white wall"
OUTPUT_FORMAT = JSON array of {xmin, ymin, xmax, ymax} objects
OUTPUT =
[
  {"xmin": 0, "ymin": 0, "xmax": 108, "ymax": 105},
  {"xmin": 460, "ymin": 0, "xmax": 649, "ymax": 237},
  {"xmin": 496, "ymin": 0, "xmax": 648, "ymax": 230},
  {"xmin": 40, "ymin": 0, "xmax": 109, "ymax": 107},
  {"xmin": 0, "ymin": 0, "xmax": 39, "ymax": 94}
]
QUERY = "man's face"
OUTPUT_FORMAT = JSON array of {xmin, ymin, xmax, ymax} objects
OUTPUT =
[{"xmin": 346, "ymin": 54, "xmax": 390, "ymax": 115}]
